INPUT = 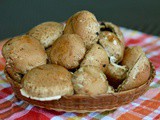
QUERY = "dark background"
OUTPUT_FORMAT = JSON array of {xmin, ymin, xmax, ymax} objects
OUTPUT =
[{"xmin": 0, "ymin": 0, "xmax": 160, "ymax": 40}]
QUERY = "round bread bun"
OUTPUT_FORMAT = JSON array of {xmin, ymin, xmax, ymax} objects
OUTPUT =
[
  {"xmin": 2, "ymin": 35, "xmax": 47, "ymax": 74},
  {"xmin": 99, "ymin": 31, "xmax": 124, "ymax": 63},
  {"xmin": 50, "ymin": 34, "xmax": 86, "ymax": 70},
  {"xmin": 64, "ymin": 10, "xmax": 100, "ymax": 49},
  {"xmin": 27, "ymin": 22, "xmax": 64, "ymax": 48},
  {"xmin": 118, "ymin": 46, "xmax": 151, "ymax": 91},
  {"xmin": 20, "ymin": 64, "xmax": 73, "ymax": 101},
  {"xmin": 72, "ymin": 66, "xmax": 114, "ymax": 95},
  {"xmin": 80, "ymin": 44, "xmax": 109, "ymax": 72}
]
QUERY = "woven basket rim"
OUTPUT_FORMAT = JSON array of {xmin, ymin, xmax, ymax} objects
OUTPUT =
[
  {"xmin": 5, "ymin": 62, "xmax": 155, "ymax": 98},
  {"xmin": 4, "ymin": 62, "xmax": 155, "ymax": 112}
]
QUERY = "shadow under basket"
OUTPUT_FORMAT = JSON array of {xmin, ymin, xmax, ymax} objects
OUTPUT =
[{"xmin": 4, "ymin": 62, "xmax": 155, "ymax": 113}]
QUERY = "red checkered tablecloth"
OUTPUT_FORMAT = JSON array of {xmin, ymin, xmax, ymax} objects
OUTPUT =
[{"xmin": 0, "ymin": 28, "xmax": 160, "ymax": 120}]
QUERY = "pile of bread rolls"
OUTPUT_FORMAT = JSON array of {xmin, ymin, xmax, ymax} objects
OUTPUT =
[{"xmin": 2, "ymin": 10, "xmax": 151, "ymax": 101}]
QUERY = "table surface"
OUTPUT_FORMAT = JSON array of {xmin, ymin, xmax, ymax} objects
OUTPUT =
[
  {"xmin": 0, "ymin": 28, "xmax": 160, "ymax": 120},
  {"xmin": 0, "ymin": 0, "xmax": 160, "ymax": 40},
  {"xmin": 0, "ymin": 1, "xmax": 160, "ymax": 119}
]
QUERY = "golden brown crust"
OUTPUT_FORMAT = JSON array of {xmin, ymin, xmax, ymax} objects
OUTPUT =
[
  {"xmin": 72, "ymin": 66, "xmax": 110, "ymax": 95},
  {"xmin": 2, "ymin": 35, "xmax": 47, "ymax": 74},
  {"xmin": 22, "ymin": 64, "xmax": 73, "ymax": 98},
  {"xmin": 80, "ymin": 44, "xmax": 109, "ymax": 72},
  {"xmin": 99, "ymin": 31, "xmax": 124, "ymax": 63},
  {"xmin": 50, "ymin": 34, "xmax": 86, "ymax": 69},
  {"xmin": 27, "ymin": 22, "xmax": 64, "ymax": 48},
  {"xmin": 118, "ymin": 46, "xmax": 151, "ymax": 91},
  {"xmin": 64, "ymin": 10, "xmax": 100, "ymax": 49}
]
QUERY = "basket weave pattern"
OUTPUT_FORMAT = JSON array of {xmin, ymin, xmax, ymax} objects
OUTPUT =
[{"xmin": 5, "ymin": 62, "xmax": 155, "ymax": 113}]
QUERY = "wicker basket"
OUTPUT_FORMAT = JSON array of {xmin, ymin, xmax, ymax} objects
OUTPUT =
[{"xmin": 4, "ymin": 62, "xmax": 155, "ymax": 113}]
